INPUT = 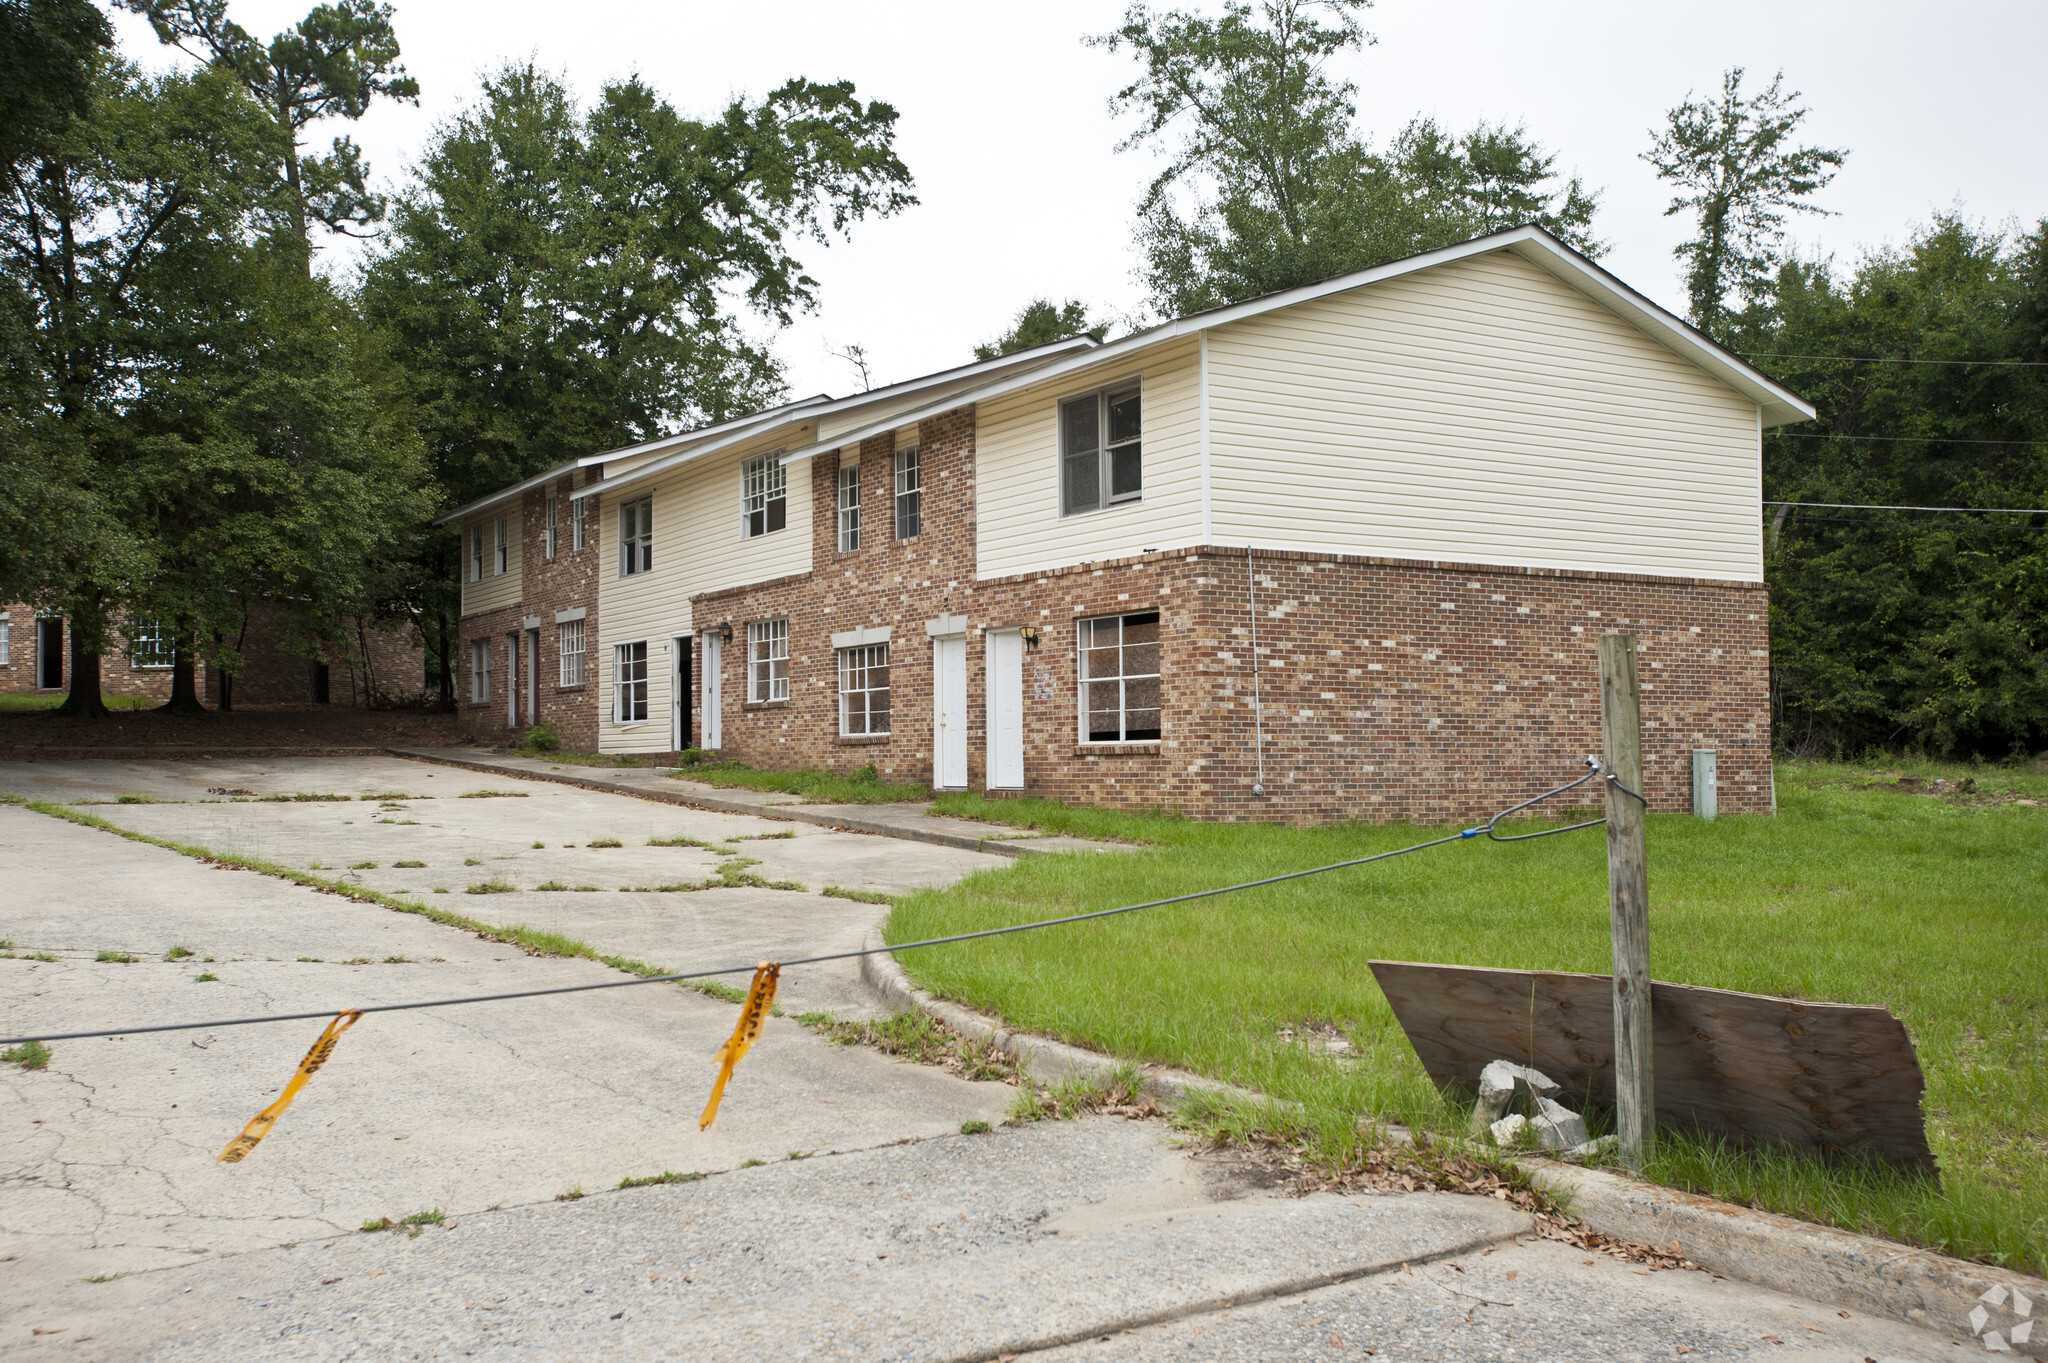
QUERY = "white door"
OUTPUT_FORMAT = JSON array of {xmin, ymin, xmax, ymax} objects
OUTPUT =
[
  {"xmin": 986, "ymin": 630, "xmax": 1024, "ymax": 789},
  {"xmin": 526, "ymin": 629, "xmax": 539, "ymax": 726},
  {"xmin": 505, "ymin": 633, "xmax": 519, "ymax": 727},
  {"xmin": 934, "ymin": 635, "xmax": 969, "ymax": 788},
  {"xmin": 702, "ymin": 632, "xmax": 723, "ymax": 749}
]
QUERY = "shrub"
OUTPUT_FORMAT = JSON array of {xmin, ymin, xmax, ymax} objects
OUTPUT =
[{"xmin": 523, "ymin": 724, "xmax": 560, "ymax": 753}]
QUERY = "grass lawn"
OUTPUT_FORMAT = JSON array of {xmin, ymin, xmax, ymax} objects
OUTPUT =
[
  {"xmin": 0, "ymin": 692, "xmax": 156, "ymax": 712},
  {"xmin": 668, "ymin": 758, "xmax": 929, "ymax": 804},
  {"xmin": 893, "ymin": 758, "xmax": 2048, "ymax": 1275}
]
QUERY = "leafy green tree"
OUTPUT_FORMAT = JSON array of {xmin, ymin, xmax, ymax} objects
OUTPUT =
[
  {"xmin": 973, "ymin": 298, "xmax": 1107, "ymax": 360},
  {"xmin": 1643, "ymin": 67, "xmax": 1846, "ymax": 338},
  {"xmin": 1746, "ymin": 216, "xmax": 2048, "ymax": 756},
  {"xmin": 0, "ymin": 0, "xmax": 113, "ymax": 175},
  {"xmin": 115, "ymin": 0, "xmax": 418, "ymax": 245},
  {"xmin": 1092, "ymin": 0, "xmax": 1602, "ymax": 316}
]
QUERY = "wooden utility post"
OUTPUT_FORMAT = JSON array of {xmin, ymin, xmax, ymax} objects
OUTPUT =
[{"xmin": 1599, "ymin": 633, "xmax": 1654, "ymax": 1168}]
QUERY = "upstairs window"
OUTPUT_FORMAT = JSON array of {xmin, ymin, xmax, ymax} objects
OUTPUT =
[
  {"xmin": 1060, "ymin": 385, "xmax": 1142, "ymax": 516},
  {"xmin": 559, "ymin": 618, "xmax": 585, "ymax": 686},
  {"xmin": 894, "ymin": 445, "xmax": 921, "ymax": 539},
  {"xmin": 748, "ymin": 619, "xmax": 789, "ymax": 702},
  {"xmin": 618, "ymin": 497, "xmax": 652, "ymax": 577},
  {"xmin": 1078, "ymin": 611, "xmax": 1161, "ymax": 743},
  {"xmin": 742, "ymin": 454, "xmax": 787, "ymax": 538},
  {"xmin": 493, "ymin": 515, "xmax": 509, "ymax": 575},
  {"xmin": 469, "ymin": 524, "xmax": 484, "ymax": 582},
  {"xmin": 544, "ymin": 496, "xmax": 558, "ymax": 559},
  {"xmin": 129, "ymin": 620, "xmax": 174, "ymax": 669},
  {"xmin": 572, "ymin": 496, "xmax": 588, "ymax": 551},
  {"xmin": 837, "ymin": 461, "xmax": 861, "ymax": 551},
  {"xmin": 838, "ymin": 644, "xmax": 890, "ymax": 736}
]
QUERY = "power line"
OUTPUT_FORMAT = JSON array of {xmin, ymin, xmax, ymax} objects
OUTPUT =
[
  {"xmin": 1777, "ymin": 516, "xmax": 2047, "ymax": 531},
  {"xmin": 1763, "ymin": 501, "xmax": 2048, "ymax": 515},
  {"xmin": 1772, "ymin": 432, "xmax": 2048, "ymax": 447},
  {"xmin": 0, "ymin": 767, "xmax": 1623, "ymax": 1049},
  {"xmin": 1742, "ymin": 352, "xmax": 2048, "ymax": 368}
]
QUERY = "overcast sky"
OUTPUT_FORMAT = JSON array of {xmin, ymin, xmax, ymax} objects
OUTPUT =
[{"xmin": 111, "ymin": 0, "xmax": 2048, "ymax": 407}]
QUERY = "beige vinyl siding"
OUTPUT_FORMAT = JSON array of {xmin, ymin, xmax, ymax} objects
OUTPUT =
[
  {"xmin": 1206, "ymin": 250, "xmax": 1764, "ymax": 582},
  {"xmin": 596, "ymin": 425, "xmax": 814, "ymax": 752},
  {"xmin": 459, "ymin": 516, "xmax": 521, "ymax": 615},
  {"xmin": 975, "ymin": 337, "xmax": 1205, "ymax": 580}
]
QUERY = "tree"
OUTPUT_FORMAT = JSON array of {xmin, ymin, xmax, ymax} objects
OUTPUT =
[
  {"xmin": 1093, "ymin": 0, "xmax": 1602, "ymax": 317},
  {"xmin": 361, "ymin": 61, "xmax": 913, "ymax": 691},
  {"xmin": 973, "ymin": 298, "xmax": 1107, "ymax": 360},
  {"xmin": 0, "ymin": 0, "xmax": 113, "ymax": 175},
  {"xmin": 1745, "ymin": 216, "xmax": 2048, "ymax": 757},
  {"xmin": 1643, "ymin": 67, "xmax": 1846, "ymax": 338},
  {"xmin": 115, "ymin": 0, "xmax": 418, "ymax": 246}
]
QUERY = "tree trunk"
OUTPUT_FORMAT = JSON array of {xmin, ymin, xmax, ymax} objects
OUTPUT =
[
  {"xmin": 161, "ymin": 637, "xmax": 207, "ymax": 714},
  {"xmin": 436, "ymin": 606, "xmax": 455, "ymax": 707},
  {"xmin": 58, "ymin": 635, "xmax": 106, "ymax": 717}
]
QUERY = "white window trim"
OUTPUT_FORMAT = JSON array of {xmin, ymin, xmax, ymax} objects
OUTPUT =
[
  {"xmin": 470, "ymin": 638, "xmax": 491, "ymax": 702},
  {"xmin": 128, "ymin": 620, "xmax": 175, "ymax": 670},
  {"xmin": 0, "ymin": 618, "xmax": 9, "ymax": 666},
  {"xmin": 544, "ymin": 495, "xmax": 558, "ymax": 559},
  {"xmin": 838, "ymin": 642, "xmax": 891, "ymax": 737},
  {"xmin": 618, "ymin": 496, "xmax": 652, "ymax": 577},
  {"xmin": 1058, "ymin": 380, "xmax": 1144, "ymax": 518},
  {"xmin": 837, "ymin": 460, "xmax": 860, "ymax": 552},
  {"xmin": 572, "ymin": 496, "xmax": 587, "ymax": 551},
  {"xmin": 469, "ymin": 524, "xmax": 484, "ymax": 582},
  {"xmin": 559, "ymin": 617, "xmax": 586, "ymax": 687},
  {"xmin": 893, "ymin": 444, "xmax": 921, "ymax": 540},
  {"xmin": 493, "ymin": 515, "xmax": 509, "ymax": 575},
  {"xmin": 741, "ymin": 453, "xmax": 788, "ymax": 539},
  {"xmin": 747, "ymin": 618, "xmax": 789, "ymax": 703},
  {"xmin": 1076, "ymin": 611, "xmax": 1163, "ymax": 745},
  {"xmin": 612, "ymin": 641, "xmax": 649, "ymax": 724}
]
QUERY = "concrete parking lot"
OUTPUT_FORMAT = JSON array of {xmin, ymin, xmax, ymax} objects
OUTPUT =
[{"xmin": 0, "ymin": 756, "xmax": 1977, "ymax": 1360}]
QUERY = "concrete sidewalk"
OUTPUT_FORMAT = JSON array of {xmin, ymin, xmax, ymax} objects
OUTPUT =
[{"xmin": 391, "ymin": 746, "xmax": 1127, "ymax": 858}]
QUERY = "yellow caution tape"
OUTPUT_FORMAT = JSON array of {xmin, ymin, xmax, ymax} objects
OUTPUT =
[
  {"xmin": 699, "ymin": 963, "xmax": 779, "ymax": 1130},
  {"xmin": 217, "ymin": 1010, "xmax": 363, "ymax": 1163}
]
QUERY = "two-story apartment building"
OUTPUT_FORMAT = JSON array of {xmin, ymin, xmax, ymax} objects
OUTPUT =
[{"xmin": 446, "ymin": 227, "xmax": 1813, "ymax": 823}]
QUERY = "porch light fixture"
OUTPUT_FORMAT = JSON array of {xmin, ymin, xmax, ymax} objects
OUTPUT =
[
  {"xmin": 1019, "ymin": 626, "xmax": 1040, "ymax": 650},
  {"xmin": 715, "ymin": 622, "xmax": 734, "ymax": 643}
]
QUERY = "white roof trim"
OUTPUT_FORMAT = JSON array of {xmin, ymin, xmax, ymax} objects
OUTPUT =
[
  {"xmin": 571, "ymin": 336, "xmax": 1099, "ymax": 502},
  {"xmin": 768, "ymin": 228, "xmax": 1814, "ymax": 466}
]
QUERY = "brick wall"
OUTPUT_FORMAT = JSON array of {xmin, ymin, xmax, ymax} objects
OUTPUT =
[
  {"xmin": 692, "ymin": 407, "xmax": 1772, "ymax": 823},
  {"xmin": 0, "ymin": 607, "xmax": 186, "ymax": 700},
  {"xmin": 455, "ymin": 473, "xmax": 602, "ymax": 747}
]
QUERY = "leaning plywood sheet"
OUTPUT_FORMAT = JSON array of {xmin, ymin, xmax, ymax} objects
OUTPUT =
[{"xmin": 1367, "ymin": 960, "xmax": 1934, "ymax": 1170}]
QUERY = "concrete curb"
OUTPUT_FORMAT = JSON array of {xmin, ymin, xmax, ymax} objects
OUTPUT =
[
  {"xmin": 4, "ymin": 746, "xmax": 389, "ymax": 760},
  {"xmin": 857, "ymin": 928, "xmax": 1258, "ymax": 1108},
  {"xmin": 861, "ymin": 933, "xmax": 2046, "ymax": 1355},
  {"xmin": 387, "ymin": 748, "xmax": 1052, "ymax": 858}
]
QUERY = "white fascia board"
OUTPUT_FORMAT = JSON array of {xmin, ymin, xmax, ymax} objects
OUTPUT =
[
  {"xmin": 434, "ymin": 460, "xmax": 581, "ymax": 528},
  {"xmin": 575, "ymin": 394, "xmax": 835, "ymax": 468},
  {"xmin": 571, "ymin": 336, "xmax": 1100, "ymax": 502}
]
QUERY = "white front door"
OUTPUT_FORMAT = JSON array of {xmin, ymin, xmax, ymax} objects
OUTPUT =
[
  {"xmin": 986, "ymin": 630, "xmax": 1024, "ymax": 790},
  {"xmin": 505, "ymin": 632, "xmax": 519, "ymax": 727},
  {"xmin": 526, "ymin": 629, "xmax": 539, "ymax": 726},
  {"xmin": 702, "ymin": 632, "xmax": 723, "ymax": 749},
  {"xmin": 934, "ymin": 635, "xmax": 969, "ymax": 788}
]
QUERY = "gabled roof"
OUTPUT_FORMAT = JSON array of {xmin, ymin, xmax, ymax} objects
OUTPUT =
[
  {"xmin": 761, "ymin": 226, "xmax": 1813, "ymax": 467},
  {"xmin": 566, "ymin": 334, "xmax": 1099, "ymax": 504}
]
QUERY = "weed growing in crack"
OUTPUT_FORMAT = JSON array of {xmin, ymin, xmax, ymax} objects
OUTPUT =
[
  {"xmin": 535, "ymin": 881, "xmax": 569, "ymax": 892},
  {"xmin": 1008, "ymin": 1066, "xmax": 1150, "ymax": 1123},
  {"xmin": 554, "ymin": 1187, "xmax": 584, "ymax": 1202},
  {"xmin": 194, "ymin": 973, "xmax": 218, "ymax": 982},
  {"xmin": 821, "ymin": 885, "xmax": 891, "ymax": 905},
  {"xmin": 960, "ymin": 1120, "xmax": 992, "ymax": 1135},
  {"xmin": 393, "ymin": 860, "xmax": 426, "ymax": 869},
  {"xmin": 803, "ymin": 1012, "xmax": 1018, "ymax": 1084},
  {"xmin": 738, "ymin": 1159, "xmax": 765, "ymax": 1169},
  {"xmin": 3, "ymin": 1040, "xmax": 51, "ymax": 1069},
  {"xmin": 459, "ymin": 790, "xmax": 529, "ymax": 799},
  {"xmin": 728, "ymin": 830, "xmax": 798, "ymax": 841},
  {"xmin": 163, "ymin": 946, "xmax": 193, "ymax": 961},
  {"xmin": 586, "ymin": 837, "xmax": 624, "ymax": 848},
  {"xmin": 463, "ymin": 857, "xmax": 483, "ymax": 867},
  {"xmin": 94, "ymin": 949, "xmax": 136, "ymax": 964},
  {"xmin": 646, "ymin": 834, "xmax": 726, "ymax": 851},
  {"xmin": 531, "ymin": 841, "xmax": 546, "ymax": 849},
  {"xmin": 342, "ymin": 957, "xmax": 373, "ymax": 965},
  {"xmin": 297, "ymin": 956, "xmax": 324, "ymax": 963},
  {"xmin": 349, "ymin": 861, "xmax": 377, "ymax": 870},
  {"xmin": 384, "ymin": 956, "xmax": 411, "ymax": 964},
  {"xmin": 617, "ymin": 1170, "xmax": 703, "ymax": 1189},
  {"xmin": 466, "ymin": 876, "xmax": 516, "ymax": 894}
]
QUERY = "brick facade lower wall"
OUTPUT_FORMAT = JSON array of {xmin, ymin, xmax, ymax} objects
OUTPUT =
[
  {"xmin": 456, "ymin": 473, "xmax": 601, "ymax": 749},
  {"xmin": 0, "ymin": 606, "xmax": 186, "ymax": 700}
]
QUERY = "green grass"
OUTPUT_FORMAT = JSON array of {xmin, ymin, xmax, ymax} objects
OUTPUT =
[
  {"xmin": 670, "ymin": 760, "xmax": 929, "ymax": 804},
  {"xmin": 617, "ymin": 1170, "xmax": 704, "ymax": 1189},
  {"xmin": 163, "ymin": 945, "xmax": 193, "ymax": 961},
  {"xmin": 586, "ymin": 837, "xmax": 623, "ymax": 848},
  {"xmin": 459, "ymin": 789, "xmax": 530, "ymax": 799},
  {"xmin": 3, "ymin": 1040, "xmax": 51, "ymax": 1069},
  {"xmin": 193, "ymin": 972, "xmax": 217, "ymax": 982},
  {"xmin": 466, "ymin": 876, "xmax": 516, "ymax": 894},
  {"xmin": 0, "ymin": 692, "xmax": 153, "ymax": 711},
  {"xmin": 822, "ymin": 885, "xmax": 892, "ymax": 905},
  {"xmin": 94, "ymin": 949, "xmax": 136, "ymax": 963},
  {"xmin": 888, "ymin": 757, "xmax": 2048, "ymax": 1275}
]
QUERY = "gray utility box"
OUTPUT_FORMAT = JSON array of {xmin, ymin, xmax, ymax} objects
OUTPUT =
[{"xmin": 1692, "ymin": 748, "xmax": 1718, "ymax": 820}]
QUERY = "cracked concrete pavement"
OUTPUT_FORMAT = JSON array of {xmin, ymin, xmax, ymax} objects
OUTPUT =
[{"xmin": 0, "ymin": 757, "xmax": 1978, "ymax": 1360}]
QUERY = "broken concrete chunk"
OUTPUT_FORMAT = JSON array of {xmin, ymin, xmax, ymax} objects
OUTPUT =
[
  {"xmin": 1468, "ymin": 1059, "xmax": 1562, "ymax": 1135},
  {"xmin": 1562, "ymin": 1134, "xmax": 1619, "ymax": 1162},
  {"xmin": 1488, "ymin": 1095, "xmax": 1588, "ymax": 1152}
]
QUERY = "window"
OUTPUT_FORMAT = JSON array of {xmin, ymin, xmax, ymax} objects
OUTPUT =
[
  {"xmin": 493, "ymin": 515, "xmax": 509, "ymax": 575},
  {"xmin": 0, "ymin": 619, "xmax": 8, "ymax": 665},
  {"xmin": 544, "ymin": 496, "xmax": 558, "ymax": 559},
  {"xmin": 469, "ymin": 524, "xmax": 484, "ymax": 582},
  {"xmin": 1079, "ymin": 611, "xmax": 1160, "ymax": 742},
  {"xmin": 559, "ymin": 618, "xmax": 586, "ymax": 686},
  {"xmin": 572, "ymin": 496, "xmax": 587, "ymax": 551},
  {"xmin": 618, "ymin": 497, "xmax": 652, "ymax": 576},
  {"xmin": 613, "ymin": 641, "xmax": 648, "ymax": 722},
  {"xmin": 837, "ymin": 462, "xmax": 861, "ymax": 552},
  {"xmin": 128, "ymin": 619, "xmax": 174, "ymax": 669},
  {"xmin": 748, "ymin": 619, "xmax": 789, "ymax": 702},
  {"xmin": 894, "ymin": 445, "xmax": 921, "ymax": 539},
  {"xmin": 1060, "ymin": 385, "xmax": 1142, "ymax": 516},
  {"xmin": 838, "ymin": 644, "xmax": 890, "ymax": 736},
  {"xmin": 742, "ymin": 454, "xmax": 787, "ymax": 538},
  {"xmin": 470, "ymin": 638, "xmax": 491, "ymax": 702}
]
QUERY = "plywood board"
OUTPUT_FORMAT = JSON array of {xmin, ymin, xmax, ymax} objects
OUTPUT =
[{"xmin": 1368, "ymin": 960, "xmax": 1934, "ymax": 1170}]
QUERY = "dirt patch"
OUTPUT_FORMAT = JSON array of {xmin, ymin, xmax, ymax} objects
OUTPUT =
[
  {"xmin": 0, "ymin": 703, "xmax": 461, "ymax": 755},
  {"xmin": 1857, "ymin": 774, "xmax": 2041, "ymax": 808}
]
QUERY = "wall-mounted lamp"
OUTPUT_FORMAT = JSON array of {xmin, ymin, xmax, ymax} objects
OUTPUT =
[
  {"xmin": 1019, "ymin": 626, "xmax": 1040, "ymax": 650},
  {"xmin": 715, "ymin": 622, "xmax": 734, "ymax": 643}
]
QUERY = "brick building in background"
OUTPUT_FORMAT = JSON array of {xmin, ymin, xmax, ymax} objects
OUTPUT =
[{"xmin": 449, "ymin": 227, "xmax": 1808, "ymax": 823}]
